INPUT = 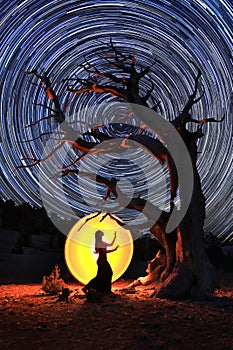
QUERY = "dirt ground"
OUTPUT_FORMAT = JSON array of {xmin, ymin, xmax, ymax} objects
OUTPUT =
[{"xmin": 0, "ymin": 274, "xmax": 233, "ymax": 350}]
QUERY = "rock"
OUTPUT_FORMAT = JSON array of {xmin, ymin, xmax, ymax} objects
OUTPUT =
[
  {"xmin": 56, "ymin": 288, "xmax": 70, "ymax": 303},
  {"xmin": 85, "ymin": 289, "xmax": 102, "ymax": 303}
]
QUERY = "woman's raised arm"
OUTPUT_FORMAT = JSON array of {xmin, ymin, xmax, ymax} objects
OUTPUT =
[
  {"xmin": 109, "ymin": 231, "xmax": 117, "ymax": 246},
  {"xmin": 106, "ymin": 245, "xmax": 119, "ymax": 253}
]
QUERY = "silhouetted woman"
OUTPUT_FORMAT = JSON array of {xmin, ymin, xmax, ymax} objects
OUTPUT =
[{"xmin": 83, "ymin": 230, "xmax": 119, "ymax": 293}]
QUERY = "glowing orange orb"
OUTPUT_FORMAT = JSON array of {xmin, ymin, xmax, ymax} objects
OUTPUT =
[{"xmin": 64, "ymin": 213, "xmax": 134, "ymax": 284}]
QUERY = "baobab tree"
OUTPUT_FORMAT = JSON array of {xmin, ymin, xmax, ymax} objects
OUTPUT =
[{"xmin": 20, "ymin": 39, "xmax": 224, "ymax": 300}]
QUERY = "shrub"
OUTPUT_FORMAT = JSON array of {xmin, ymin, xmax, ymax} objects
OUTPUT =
[{"xmin": 42, "ymin": 265, "xmax": 65, "ymax": 294}]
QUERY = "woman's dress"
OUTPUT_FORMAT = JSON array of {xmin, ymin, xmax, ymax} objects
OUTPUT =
[{"xmin": 85, "ymin": 248, "xmax": 113, "ymax": 293}]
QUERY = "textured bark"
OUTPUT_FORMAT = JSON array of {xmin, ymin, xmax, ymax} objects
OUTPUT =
[{"xmin": 143, "ymin": 133, "xmax": 218, "ymax": 300}]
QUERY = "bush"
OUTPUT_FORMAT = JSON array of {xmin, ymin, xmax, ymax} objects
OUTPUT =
[{"xmin": 42, "ymin": 265, "xmax": 65, "ymax": 294}]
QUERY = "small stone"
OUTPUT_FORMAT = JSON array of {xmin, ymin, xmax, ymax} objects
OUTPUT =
[
  {"xmin": 104, "ymin": 328, "xmax": 112, "ymax": 332},
  {"xmin": 184, "ymin": 315, "xmax": 195, "ymax": 321}
]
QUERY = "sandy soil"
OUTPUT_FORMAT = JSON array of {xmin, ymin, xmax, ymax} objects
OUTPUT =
[{"xmin": 0, "ymin": 276, "xmax": 233, "ymax": 350}]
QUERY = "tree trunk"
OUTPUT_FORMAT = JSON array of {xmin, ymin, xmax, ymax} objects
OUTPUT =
[{"xmin": 139, "ymin": 135, "xmax": 218, "ymax": 300}]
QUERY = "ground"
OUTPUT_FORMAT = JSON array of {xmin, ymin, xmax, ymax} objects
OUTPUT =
[
  {"xmin": 0, "ymin": 229, "xmax": 232, "ymax": 349},
  {"xmin": 0, "ymin": 275, "xmax": 233, "ymax": 350}
]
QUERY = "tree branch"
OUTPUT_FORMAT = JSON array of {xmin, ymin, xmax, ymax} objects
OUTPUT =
[
  {"xmin": 17, "ymin": 143, "xmax": 64, "ymax": 169},
  {"xmin": 182, "ymin": 61, "xmax": 203, "ymax": 116},
  {"xmin": 22, "ymin": 70, "xmax": 65, "ymax": 123},
  {"xmin": 76, "ymin": 172, "xmax": 173, "ymax": 233},
  {"xmin": 141, "ymin": 80, "xmax": 155, "ymax": 104},
  {"xmin": 67, "ymin": 82, "xmax": 125, "ymax": 99},
  {"xmin": 190, "ymin": 116, "xmax": 225, "ymax": 125}
]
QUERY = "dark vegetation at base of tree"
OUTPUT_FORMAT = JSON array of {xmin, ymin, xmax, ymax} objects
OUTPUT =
[{"xmin": 204, "ymin": 232, "xmax": 233, "ymax": 272}]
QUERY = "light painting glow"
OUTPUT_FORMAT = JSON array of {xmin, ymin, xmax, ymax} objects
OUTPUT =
[{"xmin": 64, "ymin": 213, "xmax": 134, "ymax": 284}]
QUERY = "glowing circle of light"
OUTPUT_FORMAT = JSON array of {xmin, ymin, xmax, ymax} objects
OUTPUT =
[{"xmin": 64, "ymin": 213, "xmax": 134, "ymax": 285}]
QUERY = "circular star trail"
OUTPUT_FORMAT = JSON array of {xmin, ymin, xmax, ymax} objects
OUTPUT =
[{"xmin": 0, "ymin": 0, "xmax": 232, "ymax": 241}]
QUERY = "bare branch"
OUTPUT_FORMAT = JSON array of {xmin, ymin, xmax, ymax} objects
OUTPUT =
[
  {"xmin": 152, "ymin": 100, "xmax": 161, "ymax": 111},
  {"xmin": 22, "ymin": 70, "xmax": 65, "ymax": 123},
  {"xmin": 171, "ymin": 61, "xmax": 205, "ymax": 130},
  {"xmin": 79, "ymin": 63, "xmax": 123, "ymax": 84},
  {"xmin": 77, "ymin": 212, "xmax": 102, "ymax": 232},
  {"xmin": 77, "ymin": 211, "xmax": 127, "ymax": 232},
  {"xmin": 181, "ymin": 61, "xmax": 203, "ymax": 116},
  {"xmin": 67, "ymin": 82, "xmax": 125, "ymax": 99},
  {"xmin": 16, "ymin": 142, "xmax": 64, "ymax": 169},
  {"xmin": 190, "ymin": 116, "xmax": 225, "ymax": 125},
  {"xmin": 86, "ymin": 173, "xmax": 173, "ymax": 231},
  {"xmin": 21, "ymin": 132, "xmax": 58, "ymax": 143},
  {"xmin": 33, "ymin": 103, "xmax": 57, "ymax": 113},
  {"xmin": 16, "ymin": 158, "xmax": 41, "ymax": 169},
  {"xmin": 141, "ymin": 80, "xmax": 155, "ymax": 104},
  {"xmin": 138, "ymin": 66, "xmax": 150, "ymax": 79},
  {"xmin": 26, "ymin": 115, "xmax": 57, "ymax": 128}
]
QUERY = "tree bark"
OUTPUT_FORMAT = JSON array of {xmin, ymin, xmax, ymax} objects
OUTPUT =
[{"xmin": 143, "ymin": 133, "xmax": 218, "ymax": 300}]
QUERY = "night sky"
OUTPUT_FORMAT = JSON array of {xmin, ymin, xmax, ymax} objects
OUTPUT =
[{"xmin": 0, "ymin": 0, "xmax": 232, "ymax": 241}]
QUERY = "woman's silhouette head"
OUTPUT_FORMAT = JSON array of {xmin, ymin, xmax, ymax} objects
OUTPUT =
[{"xmin": 95, "ymin": 230, "xmax": 105, "ymax": 248}]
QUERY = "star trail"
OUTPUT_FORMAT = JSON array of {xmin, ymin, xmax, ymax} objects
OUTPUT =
[{"xmin": 0, "ymin": 0, "xmax": 232, "ymax": 241}]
